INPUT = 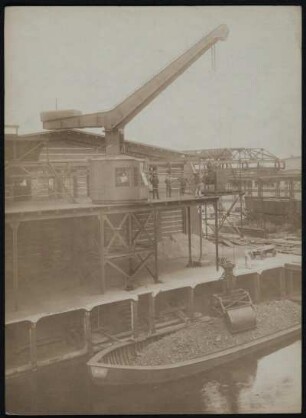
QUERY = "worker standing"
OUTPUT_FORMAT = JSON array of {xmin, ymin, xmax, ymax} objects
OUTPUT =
[
  {"xmin": 179, "ymin": 176, "xmax": 187, "ymax": 196},
  {"xmin": 194, "ymin": 172, "xmax": 201, "ymax": 197},
  {"xmin": 151, "ymin": 172, "xmax": 160, "ymax": 200},
  {"xmin": 165, "ymin": 171, "xmax": 172, "ymax": 198}
]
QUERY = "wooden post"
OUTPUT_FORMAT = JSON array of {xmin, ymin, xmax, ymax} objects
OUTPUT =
[
  {"xmin": 148, "ymin": 293, "xmax": 156, "ymax": 334},
  {"xmin": 153, "ymin": 209, "xmax": 159, "ymax": 282},
  {"xmin": 187, "ymin": 206, "xmax": 192, "ymax": 266},
  {"xmin": 29, "ymin": 322, "xmax": 38, "ymax": 370},
  {"xmin": 131, "ymin": 300, "xmax": 138, "ymax": 339},
  {"xmin": 214, "ymin": 202, "xmax": 219, "ymax": 271},
  {"xmin": 11, "ymin": 222, "xmax": 20, "ymax": 311},
  {"xmin": 253, "ymin": 272, "xmax": 261, "ymax": 303},
  {"xmin": 279, "ymin": 268, "xmax": 286, "ymax": 298},
  {"xmin": 187, "ymin": 287, "xmax": 195, "ymax": 320},
  {"xmin": 98, "ymin": 213, "xmax": 106, "ymax": 294}
]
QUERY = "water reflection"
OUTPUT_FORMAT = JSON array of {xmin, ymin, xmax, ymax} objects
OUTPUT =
[
  {"xmin": 200, "ymin": 358, "xmax": 258, "ymax": 413},
  {"xmin": 199, "ymin": 340, "xmax": 301, "ymax": 414},
  {"xmin": 6, "ymin": 340, "xmax": 301, "ymax": 415}
]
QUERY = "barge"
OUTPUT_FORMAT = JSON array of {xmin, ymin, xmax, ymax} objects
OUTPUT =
[{"xmin": 88, "ymin": 324, "xmax": 301, "ymax": 386}]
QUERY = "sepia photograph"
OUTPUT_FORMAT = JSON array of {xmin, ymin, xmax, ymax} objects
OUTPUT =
[{"xmin": 4, "ymin": 5, "xmax": 301, "ymax": 414}]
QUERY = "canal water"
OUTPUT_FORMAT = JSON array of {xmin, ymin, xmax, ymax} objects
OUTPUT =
[{"xmin": 6, "ymin": 339, "xmax": 301, "ymax": 414}]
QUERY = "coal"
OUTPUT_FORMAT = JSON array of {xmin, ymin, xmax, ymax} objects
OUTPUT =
[{"xmin": 132, "ymin": 300, "xmax": 301, "ymax": 366}]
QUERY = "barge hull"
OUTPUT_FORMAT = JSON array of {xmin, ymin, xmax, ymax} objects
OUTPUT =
[{"xmin": 88, "ymin": 325, "xmax": 301, "ymax": 386}]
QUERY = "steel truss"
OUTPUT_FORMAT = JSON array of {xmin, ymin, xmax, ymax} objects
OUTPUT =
[{"xmin": 100, "ymin": 209, "xmax": 159, "ymax": 291}]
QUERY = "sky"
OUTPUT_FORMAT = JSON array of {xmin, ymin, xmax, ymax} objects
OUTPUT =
[{"xmin": 5, "ymin": 6, "xmax": 301, "ymax": 158}]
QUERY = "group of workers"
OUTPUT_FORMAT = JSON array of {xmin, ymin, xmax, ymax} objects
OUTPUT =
[
  {"xmin": 148, "ymin": 167, "xmax": 187, "ymax": 200},
  {"xmin": 148, "ymin": 164, "xmax": 217, "ymax": 200}
]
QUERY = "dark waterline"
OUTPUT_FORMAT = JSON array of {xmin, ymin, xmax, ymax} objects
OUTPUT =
[{"xmin": 6, "ymin": 339, "xmax": 301, "ymax": 415}]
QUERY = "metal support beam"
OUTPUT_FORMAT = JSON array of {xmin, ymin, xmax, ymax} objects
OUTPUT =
[
  {"xmin": 11, "ymin": 222, "xmax": 20, "ymax": 311},
  {"xmin": 218, "ymin": 193, "xmax": 240, "ymax": 231},
  {"xmin": 98, "ymin": 213, "xmax": 106, "ymax": 294}
]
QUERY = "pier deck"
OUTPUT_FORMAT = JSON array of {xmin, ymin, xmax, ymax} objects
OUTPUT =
[{"xmin": 6, "ymin": 251, "xmax": 300, "ymax": 325}]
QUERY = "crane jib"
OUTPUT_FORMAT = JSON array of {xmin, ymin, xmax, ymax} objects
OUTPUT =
[{"xmin": 41, "ymin": 24, "xmax": 229, "ymax": 133}]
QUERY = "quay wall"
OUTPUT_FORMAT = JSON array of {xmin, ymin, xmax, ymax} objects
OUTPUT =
[{"xmin": 5, "ymin": 263, "xmax": 301, "ymax": 379}]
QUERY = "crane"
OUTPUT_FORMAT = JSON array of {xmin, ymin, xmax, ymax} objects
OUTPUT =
[{"xmin": 41, "ymin": 24, "xmax": 229, "ymax": 154}]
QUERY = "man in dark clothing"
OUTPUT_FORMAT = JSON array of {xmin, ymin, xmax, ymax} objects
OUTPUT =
[
  {"xmin": 165, "ymin": 172, "xmax": 172, "ymax": 198},
  {"xmin": 151, "ymin": 173, "xmax": 160, "ymax": 199},
  {"xmin": 179, "ymin": 176, "xmax": 187, "ymax": 196}
]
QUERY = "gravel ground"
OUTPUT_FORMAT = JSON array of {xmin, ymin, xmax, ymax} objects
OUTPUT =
[{"xmin": 132, "ymin": 300, "xmax": 301, "ymax": 366}]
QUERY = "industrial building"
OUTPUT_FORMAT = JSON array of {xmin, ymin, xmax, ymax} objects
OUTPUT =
[{"xmin": 5, "ymin": 24, "xmax": 301, "ymax": 382}]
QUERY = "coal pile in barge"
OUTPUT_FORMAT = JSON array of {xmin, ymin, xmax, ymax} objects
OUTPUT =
[{"xmin": 131, "ymin": 300, "xmax": 301, "ymax": 366}]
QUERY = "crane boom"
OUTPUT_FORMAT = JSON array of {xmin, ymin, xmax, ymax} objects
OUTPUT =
[{"xmin": 42, "ymin": 24, "xmax": 229, "ymax": 153}]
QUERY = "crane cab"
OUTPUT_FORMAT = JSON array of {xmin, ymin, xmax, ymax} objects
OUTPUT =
[{"xmin": 89, "ymin": 156, "xmax": 149, "ymax": 204}]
